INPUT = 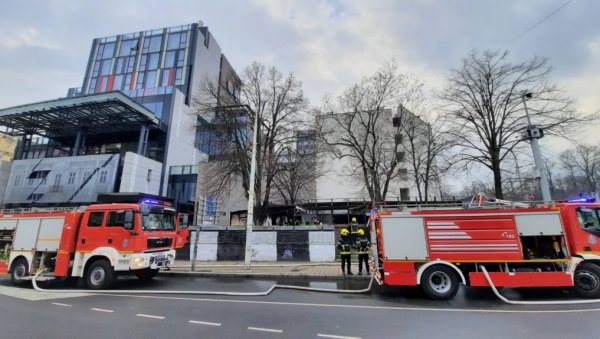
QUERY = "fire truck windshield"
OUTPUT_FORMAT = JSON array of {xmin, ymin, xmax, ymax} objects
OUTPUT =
[
  {"xmin": 576, "ymin": 207, "xmax": 600, "ymax": 237},
  {"xmin": 141, "ymin": 208, "xmax": 176, "ymax": 231}
]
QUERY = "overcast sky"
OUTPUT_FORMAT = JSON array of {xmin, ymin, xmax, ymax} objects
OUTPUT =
[{"xmin": 1, "ymin": 0, "xmax": 598, "ymax": 187}]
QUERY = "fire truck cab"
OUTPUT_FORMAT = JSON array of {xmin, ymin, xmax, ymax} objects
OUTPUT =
[
  {"xmin": 2, "ymin": 193, "xmax": 183, "ymax": 289},
  {"xmin": 372, "ymin": 200, "xmax": 600, "ymax": 300}
]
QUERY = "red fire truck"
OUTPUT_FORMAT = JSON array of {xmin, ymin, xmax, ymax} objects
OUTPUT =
[
  {"xmin": 372, "ymin": 199, "xmax": 600, "ymax": 299},
  {"xmin": 0, "ymin": 193, "xmax": 189, "ymax": 289}
]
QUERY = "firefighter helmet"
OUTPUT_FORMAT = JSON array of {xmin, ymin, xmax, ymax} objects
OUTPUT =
[
  {"xmin": 351, "ymin": 217, "xmax": 357, "ymax": 223},
  {"xmin": 357, "ymin": 229, "xmax": 365, "ymax": 236},
  {"xmin": 341, "ymin": 229, "xmax": 349, "ymax": 236}
]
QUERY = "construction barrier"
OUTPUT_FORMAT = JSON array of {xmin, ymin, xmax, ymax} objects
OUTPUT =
[{"xmin": 183, "ymin": 228, "xmax": 336, "ymax": 262}]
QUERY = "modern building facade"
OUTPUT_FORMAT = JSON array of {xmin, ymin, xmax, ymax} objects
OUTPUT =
[{"xmin": 0, "ymin": 21, "xmax": 239, "ymax": 212}]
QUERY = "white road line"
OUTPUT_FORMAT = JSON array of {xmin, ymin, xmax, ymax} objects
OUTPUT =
[
  {"xmin": 189, "ymin": 320, "xmax": 222, "ymax": 326},
  {"xmin": 136, "ymin": 313, "xmax": 165, "ymax": 320},
  {"xmin": 317, "ymin": 334, "xmax": 361, "ymax": 339},
  {"xmin": 91, "ymin": 308, "xmax": 114, "ymax": 313},
  {"xmin": 248, "ymin": 326, "xmax": 283, "ymax": 333},
  {"xmin": 104, "ymin": 293, "xmax": 600, "ymax": 314},
  {"xmin": 51, "ymin": 302, "xmax": 71, "ymax": 307}
]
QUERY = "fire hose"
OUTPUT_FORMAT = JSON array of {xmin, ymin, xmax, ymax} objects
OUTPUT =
[
  {"xmin": 31, "ymin": 268, "xmax": 374, "ymax": 296},
  {"xmin": 479, "ymin": 265, "xmax": 600, "ymax": 305}
]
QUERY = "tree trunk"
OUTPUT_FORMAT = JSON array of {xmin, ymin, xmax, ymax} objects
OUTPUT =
[{"xmin": 492, "ymin": 160, "xmax": 504, "ymax": 199}]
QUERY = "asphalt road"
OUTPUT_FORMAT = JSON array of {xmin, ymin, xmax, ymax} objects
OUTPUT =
[{"xmin": 0, "ymin": 275, "xmax": 599, "ymax": 339}]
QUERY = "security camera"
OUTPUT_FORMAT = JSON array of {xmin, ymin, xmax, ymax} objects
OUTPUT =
[{"xmin": 522, "ymin": 90, "xmax": 533, "ymax": 99}]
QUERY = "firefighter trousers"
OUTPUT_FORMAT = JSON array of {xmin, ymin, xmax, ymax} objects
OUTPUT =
[
  {"xmin": 341, "ymin": 254, "xmax": 351, "ymax": 273},
  {"xmin": 358, "ymin": 254, "xmax": 369, "ymax": 274}
]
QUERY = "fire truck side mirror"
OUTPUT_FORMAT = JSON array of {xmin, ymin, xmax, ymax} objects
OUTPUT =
[
  {"xmin": 124, "ymin": 211, "xmax": 134, "ymax": 230},
  {"xmin": 180, "ymin": 214, "xmax": 189, "ymax": 229}
]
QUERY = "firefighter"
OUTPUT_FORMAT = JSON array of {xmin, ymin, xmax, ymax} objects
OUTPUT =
[
  {"xmin": 349, "ymin": 217, "xmax": 359, "ymax": 234},
  {"xmin": 356, "ymin": 229, "xmax": 370, "ymax": 275},
  {"xmin": 337, "ymin": 229, "xmax": 353, "ymax": 275}
]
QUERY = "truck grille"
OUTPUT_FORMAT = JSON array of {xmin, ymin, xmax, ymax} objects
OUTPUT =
[{"xmin": 147, "ymin": 237, "xmax": 173, "ymax": 248}]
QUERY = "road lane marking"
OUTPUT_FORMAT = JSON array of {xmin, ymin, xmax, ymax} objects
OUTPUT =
[
  {"xmin": 51, "ymin": 303, "xmax": 71, "ymax": 307},
  {"xmin": 318, "ymin": 334, "xmax": 361, "ymax": 339},
  {"xmin": 91, "ymin": 308, "xmax": 114, "ymax": 313},
  {"xmin": 136, "ymin": 313, "xmax": 165, "ymax": 319},
  {"xmin": 104, "ymin": 294, "xmax": 600, "ymax": 314},
  {"xmin": 189, "ymin": 320, "xmax": 221, "ymax": 326},
  {"xmin": 248, "ymin": 327, "xmax": 283, "ymax": 333}
]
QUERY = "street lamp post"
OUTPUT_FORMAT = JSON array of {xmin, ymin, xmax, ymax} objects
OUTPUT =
[
  {"xmin": 244, "ymin": 107, "xmax": 259, "ymax": 270},
  {"xmin": 521, "ymin": 91, "xmax": 552, "ymax": 203}
]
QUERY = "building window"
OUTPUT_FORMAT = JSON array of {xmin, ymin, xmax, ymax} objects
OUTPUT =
[
  {"xmin": 89, "ymin": 77, "xmax": 98, "ymax": 93},
  {"xmin": 160, "ymin": 69, "xmax": 170, "ymax": 86},
  {"xmin": 145, "ymin": 71, "xmax": 157, "ymax": 88},
  {"xmin": 51, "ymin": 173, "xmax": 61, "ymax": 192},
  {"xmin": 13, "ymin": 174, "xmax": 21, "ymax": 187},
  {"xmin": 100, "ymin": 59, "xmax": 112, "ymax": 76},
  {"xmin": 176, "ymin": 50, "xmax": 185, "ymax": 67},
  {"xmin": 124, "ymin": 74, "xmax": 132, "ymax": 89},
  {"xmin": 148, "ymin": 53, "xmax": 160, "ymax": 70},
  {"xmin": 97, "ymin": 42, "xmax": 115, "ymax": 59},
  {"xmin": 164, "ymin": 51, "xmax": 176, "ymax": 68},
  {"xmin": 119, "ymin": 39, "xmax": 137, "ymax": 56},
  {"xmin": 139, "ymin": 54, "xmax": 147, "ymax": 71},
  {"xmin": 99, "ymin": 170, "xmax": 107, "ymax": 184},
  {"xmin": 68, "ymin": 172, "xmax": 76, "ymax": 185},
  {"xmin": 113, "ymin": 74, "xmax": 124, "ymax": 90},
  {"xmin": 174, "ymin": 67, "xmax": 183, "ymax": 85},
  {"xmin": 136, "ymin": 72, "xmax": 145, "ymax": 89},
  {"xmin": 400, "ymin": 188, "xmax": 410, "ymax": 201},
  {"xmin": 92, "ymin": 61, "xmax": 100, "ymax": 77},
  {"xmin": 143, "ymin": 35, "xmax": 162, "ymax": 53}
]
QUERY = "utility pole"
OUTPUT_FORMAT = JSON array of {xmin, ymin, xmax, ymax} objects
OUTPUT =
[{"xmin": 521, "ymin": 91, "xmax": 552, "ymax": 203}]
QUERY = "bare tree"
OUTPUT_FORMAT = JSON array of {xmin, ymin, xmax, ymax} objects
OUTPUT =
[
  {"xmin": 194, "ymin": 62, "xmax": 310, "ymax": 222},
  {"xmin": 272, "ymin": 136, "xmax": 323, "ymax": 204},
  {"xmin": 318, "ymin": 61, "xmax": 425, "ymax": 202},
  {"xmin": 559, "ymin": 144, "xmax": 600, "ymax": 194},
  {"xmin": 440, "ymin": 50, "xmax": 595, "ymax": 199},
  {"xmin": 394, "ymin": 82, "xmax": 455, "ymax": 201}
]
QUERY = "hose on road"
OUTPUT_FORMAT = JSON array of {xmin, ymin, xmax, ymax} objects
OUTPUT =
[
  {"xmin": 479, "ymin": 265, "xmax": 600, "ymax": 305},
  {"xmin": 31, "ymin": 269, "xmax": 374, "ymax": 296}
]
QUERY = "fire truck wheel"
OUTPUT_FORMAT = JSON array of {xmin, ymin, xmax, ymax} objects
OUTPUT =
[
  {"xmin": 10, "ymin": 257, "xmax": 29, "ymax": 285},
  {"xmin": 85, "ymin": 260, "xmax": 115, "ymax": 290},
  {"xmin": 574, "ymin": 262, "xmax": 600, "ymax": 298},
  {"xmin": 421, "ymin": 265, "xmax": 459, "ymax": 300},
  {"xmin": 134, "ymin": 268, "xmax": 159, "ymax": 282}
]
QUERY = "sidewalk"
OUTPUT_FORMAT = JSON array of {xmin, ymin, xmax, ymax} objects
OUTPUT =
[{"xmin": 160, "ymin": 260, "xmax": 370, "ymax": 280}]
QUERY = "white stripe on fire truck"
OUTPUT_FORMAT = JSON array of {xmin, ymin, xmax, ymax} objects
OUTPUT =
[
  {"xmin": 429, "ymin": 236, "xmax": 472, "ymax": 239},
  {"xmin": 431, "ymin": 244, "xmax": 518, "ymax": 247},
  {"xmin": 426, "ymin": 225, "xmax": 460, "ymax": 229},
  {"xmin": 430, "ymin": 248, "xmax": 519, "ymax": 251},
  {"xmin": 428, "ymin": 231, "xmax": 468, "ymax": 235},
  {"xmin": 427, "ymin": 221, "xmax": 457, "ymax": 225}
]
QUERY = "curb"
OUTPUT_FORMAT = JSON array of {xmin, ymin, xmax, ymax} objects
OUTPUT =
[{"xmin": 158, "ymin": 270, "xmax": 370, "ymax": 280}]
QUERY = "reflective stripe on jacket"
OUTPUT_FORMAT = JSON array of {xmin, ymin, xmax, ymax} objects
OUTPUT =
[
  {"xmin": 356, "ymin": 236, "xmax": 371, "ymax": 255},
  {"xmin": 337, "ymin": 237, "xmax": 352, "ymax": 255}
]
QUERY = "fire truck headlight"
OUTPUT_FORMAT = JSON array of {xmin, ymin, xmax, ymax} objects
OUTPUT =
[{"xmin": 131, "ymin": 256, "xmax": 146, "ymax": 268}]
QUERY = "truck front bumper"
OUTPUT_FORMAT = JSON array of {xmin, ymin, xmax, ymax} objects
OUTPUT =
[{"xmin": 129, "ymin": 249, "xmax": 176, "ymax": 270}]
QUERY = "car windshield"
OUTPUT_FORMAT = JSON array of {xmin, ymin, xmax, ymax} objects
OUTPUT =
[{"xmin": 142, "ymin": 212, "xmax": 175, "ymax": 231}]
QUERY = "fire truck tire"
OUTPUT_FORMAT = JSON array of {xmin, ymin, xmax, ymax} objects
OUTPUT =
[
  {"xmin": 574, "ymin": 262, "xmax": 600, "ymax": 298},
  {"xmin": 134, "ymin": 268, "xmax": 159, "ymax": 282},
  {"xmin": 420, "ymin": 265, "xmax": 459, "ymax": 300},
  {"xmin": 10, "ymin": 257, "xmax": 29, "ymax": 285},
  {"xmin": 85, "ymin": 259, "xmax": 115, "ymax": 290}
]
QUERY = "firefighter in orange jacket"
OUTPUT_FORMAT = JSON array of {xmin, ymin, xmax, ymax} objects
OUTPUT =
[
  {"xmin": 356, "ymin": 229, "xmax": 371, "ymax": 275},
  {"xmin": 337, "ymin": 229, "xmax": 353, "ymax": 275}
]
